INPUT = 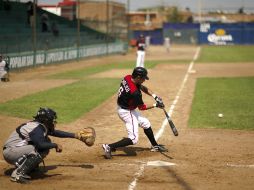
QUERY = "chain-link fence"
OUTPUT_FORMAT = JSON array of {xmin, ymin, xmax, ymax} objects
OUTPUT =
[{"xmin": 0, "ymin": 0, "xmax": 129, "ymax": 56}]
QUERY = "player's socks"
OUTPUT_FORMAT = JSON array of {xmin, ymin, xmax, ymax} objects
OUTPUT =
[
  {"xmin": 109, "ymin": 138, "xmax": 133, "ymax": 149},
  {"xmin": 144, "ymin": 127, "xmax": 157, "ymax": 146}
]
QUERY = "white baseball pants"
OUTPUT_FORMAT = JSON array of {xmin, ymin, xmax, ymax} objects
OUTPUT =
[
  {"xmin": 136, "ymin": 50, "xmax": 145, "ymax": 68},
  {"xmin": 117, "ymin": 106, "xmax": 150, "ymax": 144}
]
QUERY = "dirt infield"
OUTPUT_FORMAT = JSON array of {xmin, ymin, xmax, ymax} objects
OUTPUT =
[{"xmin": 0, "ymin": 46, "xmax": 254, "ymax": 190}]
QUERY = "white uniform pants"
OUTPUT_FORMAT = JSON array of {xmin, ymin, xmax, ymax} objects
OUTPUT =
[
  {"xmin": 0, "ymin": 61, "xmax": 7, "ymax": 79},
  {"xmin": 136, "ymin": 50, "xmax": 145, "ymax": 68},
  {"xmin": 118, "ymin": 106, "xmax": 150, "ymax": 144},
  {"xmin": 0, "ymin": 70, "xmax": 7, "ymax": 79}
]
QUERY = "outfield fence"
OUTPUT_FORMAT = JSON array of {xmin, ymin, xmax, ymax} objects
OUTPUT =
[
  {"xmin": 8, "ymin": 41, "xmax": 127, "ymax": 69},
  {"xmin": 133, "ymin": 22, "xmax": 254, "ymax": 45}
]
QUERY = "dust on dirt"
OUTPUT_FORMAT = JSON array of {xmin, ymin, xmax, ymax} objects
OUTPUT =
[{"xmin": 0, "ymin": 46, "xmax": 253, "ymax": 190}]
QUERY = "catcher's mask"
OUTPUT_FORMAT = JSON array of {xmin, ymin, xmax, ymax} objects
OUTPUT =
[
  {"xmin": 132, "ymin": 67, "xmax": 149, "ymax": 80},
  {"xmin": 34, "ymin": 107, "xmax": 57, "ymax": 132}
]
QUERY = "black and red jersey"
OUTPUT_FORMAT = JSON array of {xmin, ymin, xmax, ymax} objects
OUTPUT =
[
  {"xmin": 136, "ymin": 38, "xmax": 145, "ymax": 51},
  {"xmin": 117, "ymin": 75, "xmax": 145, "ymax": 110}
]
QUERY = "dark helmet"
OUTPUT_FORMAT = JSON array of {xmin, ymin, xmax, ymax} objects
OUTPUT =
[
  {"xmin": 34, "ymin": 107, "xmax": 57, "ymax": 131},
  {"xmin": 132, "ymin": 67, "xmax": 149, "ymax": 80}
]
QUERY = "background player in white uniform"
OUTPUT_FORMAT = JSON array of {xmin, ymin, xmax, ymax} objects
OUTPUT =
[
  {"xmin": 164, "ymin": 37, "xmax": 171, "ymax": 53},
  {"xmin": 136, "ymin": 34, "xmax": 146, "ymax": 68},
  {"xmin": 102, "ymin": 67, "xmax": 167, "ymax": 159},
  {"xmin": 0, "ymin": 55, "xmax": 9, "ymax": 82},
  {"xmin": 145, "ymin": 35, "xmax": 151, "ymax": 51}
]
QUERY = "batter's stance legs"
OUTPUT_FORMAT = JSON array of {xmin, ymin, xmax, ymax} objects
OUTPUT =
[{"xmin": 102, "ymin": 127, "xmax": 167, "ymax": 159}]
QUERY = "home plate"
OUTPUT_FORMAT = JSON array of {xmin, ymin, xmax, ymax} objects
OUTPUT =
[{"xmin": 147, "ymin": 160, "xmax": 176, "ymax": 167}]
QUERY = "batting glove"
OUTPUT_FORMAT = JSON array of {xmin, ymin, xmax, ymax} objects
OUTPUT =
[
  {"xmin": 153, "ymin": 102, "xmax": 165, "ymax": 109},
  {"xmin": 152, "ymin": 94, "xmax": 164, "ymax": 105}
]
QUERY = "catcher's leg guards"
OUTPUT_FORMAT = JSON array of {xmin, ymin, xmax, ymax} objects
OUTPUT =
[
  {"xmin": 11, "ymin": 153, "xmax": 43, "ymax": 183},
  {"xmin": 13, "ymin": 155, "xmax": 31, "ymax": 179}
]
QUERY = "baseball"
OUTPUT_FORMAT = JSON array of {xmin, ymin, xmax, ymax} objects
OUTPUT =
[{"xmin": 218, "ymin": 113, "xmax": 223, "ymax": 118}]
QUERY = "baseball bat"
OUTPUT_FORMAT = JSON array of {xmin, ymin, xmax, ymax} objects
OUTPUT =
[{"xmin": 163, "ymin": 108, "xmax": 178, "ymax": 136}]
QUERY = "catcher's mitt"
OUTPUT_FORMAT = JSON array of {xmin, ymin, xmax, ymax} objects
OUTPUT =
[{"xmin": 75, "ymin": 127, "xmax": 96, "ymax": 146}]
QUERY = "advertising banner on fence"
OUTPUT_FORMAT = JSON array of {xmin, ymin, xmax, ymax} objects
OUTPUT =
[
  {"xmin": 9, "ymin": 42, "xmax": 126, "ymax": 69},
  {"xmin": 199, "ymin": 23, "xmax": 254, "ymax": 45}
]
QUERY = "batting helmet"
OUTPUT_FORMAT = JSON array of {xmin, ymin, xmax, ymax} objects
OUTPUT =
[
  {"xmin": 34, "ymin": 107, "xmax": 57, "ymax": 131},
  {"xmin": 132, "ymin": 67, "xmax": 149, "ymax": 80}
]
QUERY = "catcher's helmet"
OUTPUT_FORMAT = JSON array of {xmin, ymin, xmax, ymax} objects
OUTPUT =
[
  {"xmin": 132, "ymin": 67, "xmax": 149, "ymax": 80},
  {"xmin": 34, "ymin": 107, "xmax": 57, "ymax": 130}
]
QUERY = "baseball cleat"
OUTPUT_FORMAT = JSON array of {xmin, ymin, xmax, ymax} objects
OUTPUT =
[
  {"xmin": 11, "ymin": 168, "xmax": 31, "ymax": 179},
  {"xmin": 150, "ymin": 145, "xmax": 168, "ymax": 152},
  {"xmin": 10, "ymin": 169, "xmax": 30, "ymax": 184},
  {"xmin": 102, "ymin": 144, "xmax": 112, "ymax": 159}
]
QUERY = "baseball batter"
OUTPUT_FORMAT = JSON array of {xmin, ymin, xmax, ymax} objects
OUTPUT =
[
  {"xmin": 102, "ymin": 67, "xmax": 167, "ymax": 159},
  {"xmin": 136, "ymin": 34, "xmax": 146, "ymax": 68},
  {"xmin": 2, "ymin": 107, "xmax": 95, "ymax": 183}
]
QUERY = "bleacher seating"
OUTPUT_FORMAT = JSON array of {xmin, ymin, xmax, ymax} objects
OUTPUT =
[{"xmin": 0, "ymin": 1, "xmax": 111, "ymax": 54}]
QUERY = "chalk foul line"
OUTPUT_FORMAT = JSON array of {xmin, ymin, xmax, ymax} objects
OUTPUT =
[
  {"xmin": 128, "ymin": 46, "xmax": 201, "ymax": 190},
  {"xmin": 227, "ymin": 163, "xmax": 254, "ymax": 168}
]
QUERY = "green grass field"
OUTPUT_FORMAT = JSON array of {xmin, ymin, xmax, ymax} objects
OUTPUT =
[
  {"xmin": 0, "ymin": 79, "xmax": 120, "ymax": 123},
  {"xmin": 198, "ymin": 45, "xmax": 254, "ymax": 63},
  {"xmin": 190, "ymin": 45, "xmax": 254, "ymax": 130},
  {"xmin": 189, "ymin": 77, "xmax": 254, "ymax": 130}
]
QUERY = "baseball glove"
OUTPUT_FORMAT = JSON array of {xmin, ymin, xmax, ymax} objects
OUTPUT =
[{"xmin": 75, "ymin": 127, "xmax": 96, "ymax": 147}]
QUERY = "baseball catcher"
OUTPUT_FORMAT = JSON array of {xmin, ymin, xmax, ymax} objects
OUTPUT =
[{"xmin": 2, "ymin": 107, "xmax": 96, "ymax": 184}]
